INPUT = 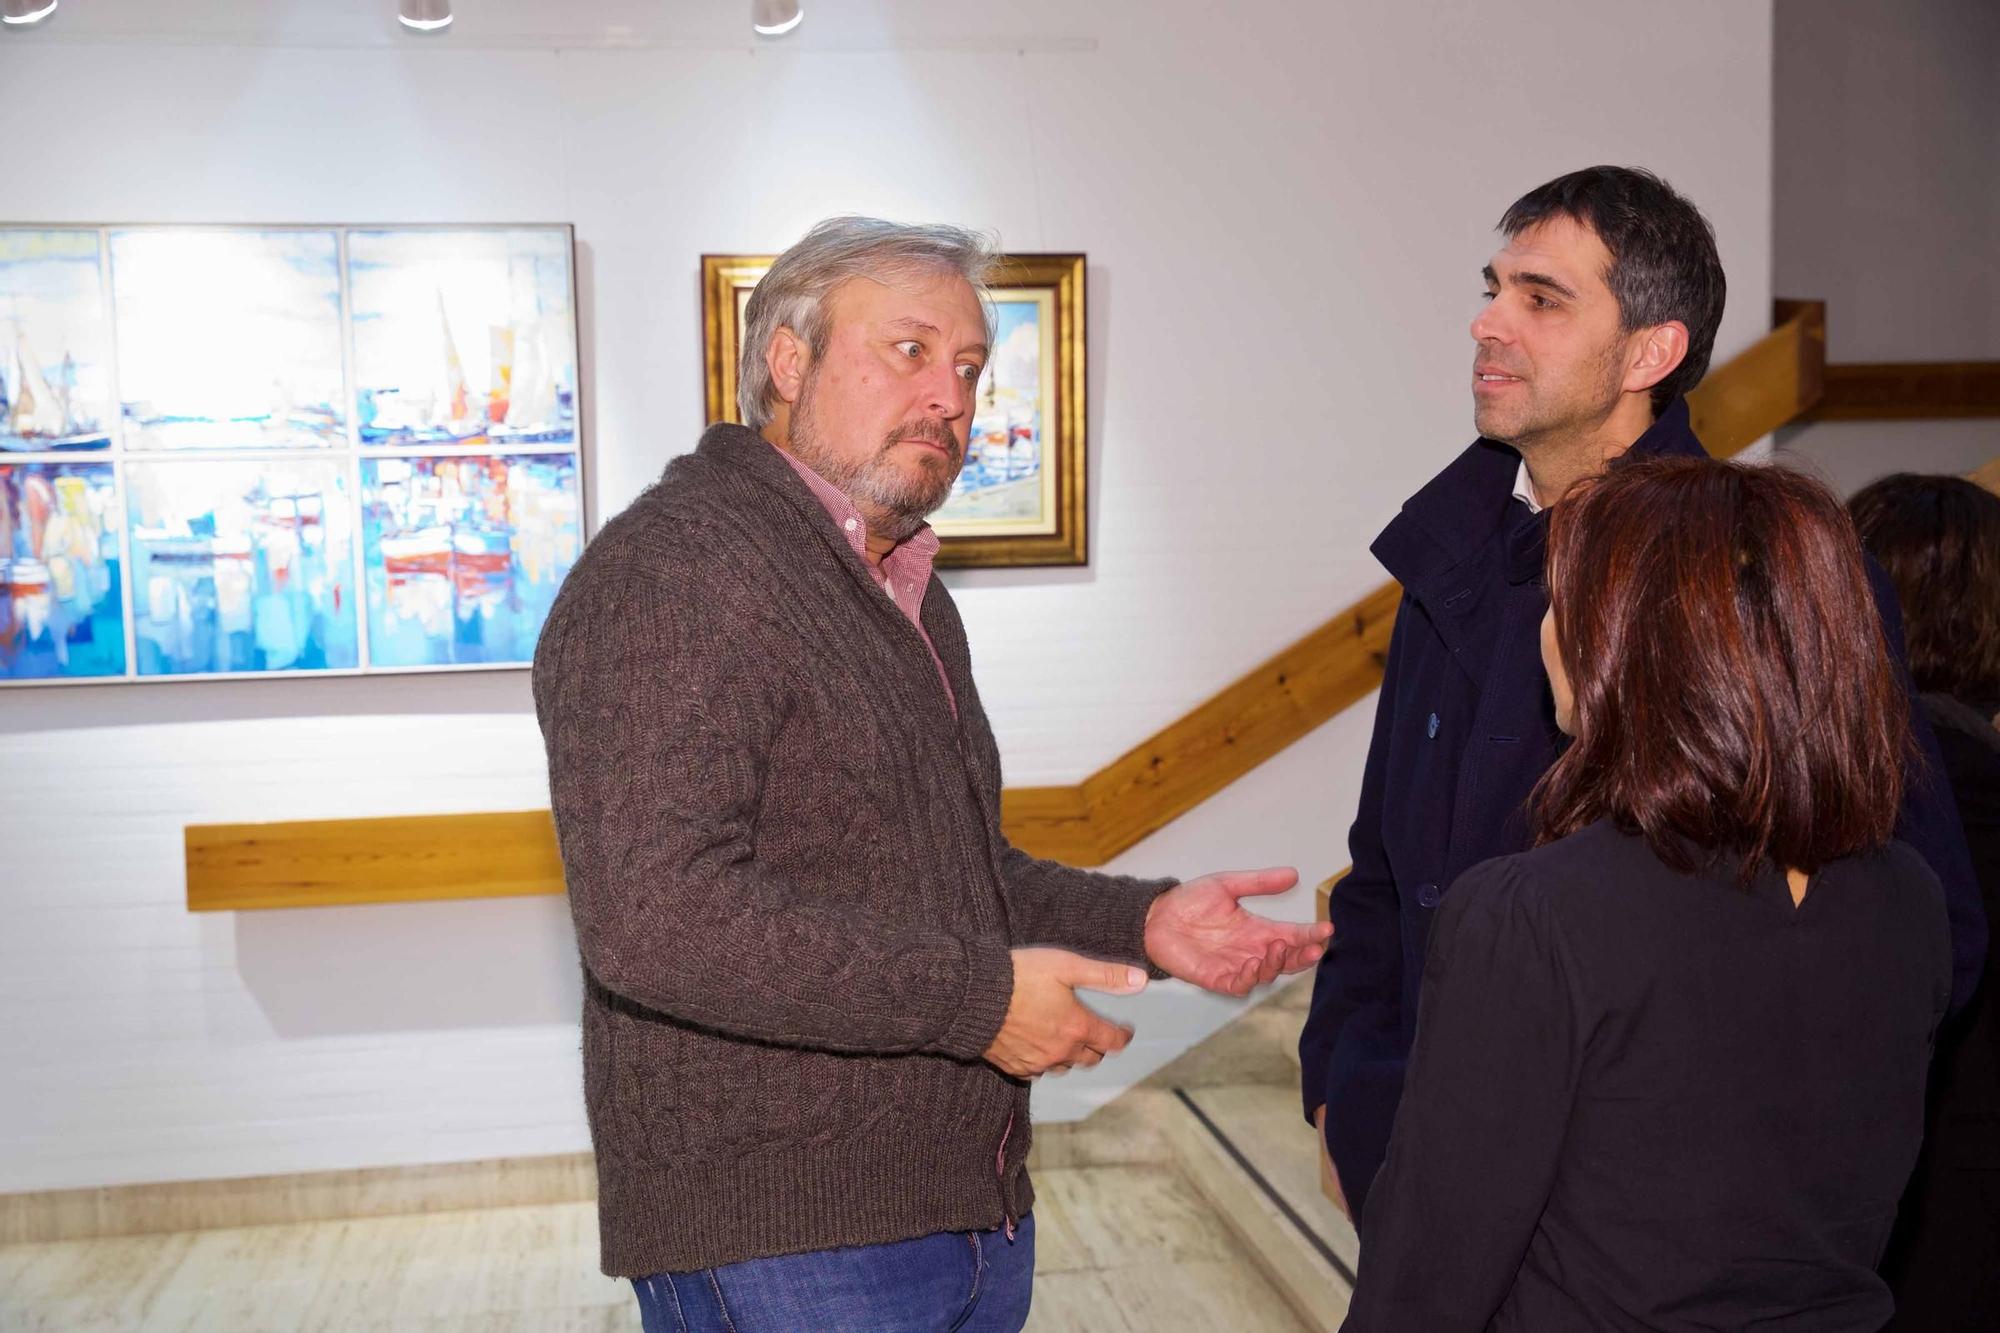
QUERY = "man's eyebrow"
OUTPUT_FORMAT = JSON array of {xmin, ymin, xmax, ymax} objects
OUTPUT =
[{"xmin": 1513, "ymin": 269, "xmax": 1580, "ymax": 300}]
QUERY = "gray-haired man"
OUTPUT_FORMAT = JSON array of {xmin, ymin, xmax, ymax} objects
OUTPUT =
[{"xmin": 533, "ymin": 217, "xmax": 1331, "ymax": 1331}]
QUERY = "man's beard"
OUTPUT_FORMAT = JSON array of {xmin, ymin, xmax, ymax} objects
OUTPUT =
[
  {"xmin": 1475, "ymin": 338, "xmax": 1627, "ymax": 448},
  {"xmin": 787, "ymin": 374, "xmax": 964, "ymax": 542}
]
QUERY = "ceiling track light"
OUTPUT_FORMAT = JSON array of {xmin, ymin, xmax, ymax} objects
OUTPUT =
[
  {"xmin": 2, "ymin": 0, "xmax": 58, "ymax": 27},
  {"xmin": 398, "ymin": 0, "xmax": 452, "ymax": 33},
  {"xmin": 752, "ymin": 0, "xmax": 803, "ymax": 38}
]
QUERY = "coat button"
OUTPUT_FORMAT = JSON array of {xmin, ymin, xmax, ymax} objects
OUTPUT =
[
  {"xmin": 1426, "ymin": 712, "xmax": 1440, "ymax": 739},
  {"xmin": 1417, "ymin": 882, "xmax": 1441, "ymax": 908}
]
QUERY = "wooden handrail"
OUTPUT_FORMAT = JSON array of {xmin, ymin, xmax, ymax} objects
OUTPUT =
[
  {"xmin": 1803, "ymin": 361, "xmax": 2000, "ymax": 422},
  {"xmin": 1974, "ymin": 456, "xmax": 2000, "ymax": 497},
  {"xmin": 184, "ymin": 304, "xmax": 1833, "ymax": 911}
]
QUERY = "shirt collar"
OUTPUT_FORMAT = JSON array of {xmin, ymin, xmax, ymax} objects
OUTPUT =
[
  {"xmin": 769, "ymin": 440, "xmax": 941, "ymax": 582},
  {"xmin": 1511, "ymin": 458, "xmax": 1543, "ymax": 515}
]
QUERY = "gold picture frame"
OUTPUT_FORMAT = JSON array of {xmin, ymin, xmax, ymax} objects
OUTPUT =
[{"xmin": 701, "ymin": 252, "xmax": 1088, "ymax": 567}]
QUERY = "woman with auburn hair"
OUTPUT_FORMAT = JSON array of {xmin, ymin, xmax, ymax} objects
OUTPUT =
[
  {"xmin": 1341, "ymin": 458, "xmax": 1951, "ymax": 1332},
  {"xmin": 1850, "ymin": 472, "xmax": 2000, "ymax": 1331}
]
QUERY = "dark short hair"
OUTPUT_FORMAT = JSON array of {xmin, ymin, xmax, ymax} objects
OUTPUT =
[
  {"xmin": 1533, "ymin": 457, "xmax": 1907, "ymax": 881},
  {"xmin": 1500, "ymin": 166, "xmax": 1726, "ymax": 415},
  {"xmin": 1850, "ymin": 473, "xmax": 2000, "ymax": 716}
]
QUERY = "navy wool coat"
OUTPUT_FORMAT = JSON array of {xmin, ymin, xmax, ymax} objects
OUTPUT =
[{"xmin": 1299, "ymin": 398, "xmax": 1988, "ymax": 1217}]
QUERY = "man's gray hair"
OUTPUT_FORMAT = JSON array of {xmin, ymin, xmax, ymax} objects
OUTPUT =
[{"xmin": 737, "ymin": 216, "xmax": 1000, "ymax": 430}]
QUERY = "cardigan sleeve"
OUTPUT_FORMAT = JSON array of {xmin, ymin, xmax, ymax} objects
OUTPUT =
[
  {"xmin": 533, "ymin": 550, "xmax": 1013, "ymax": 1063},
  {"xmin": 1342, "ymin": 855, "xmax": 1585, "ymax": 1332},
  {"xmin": 994, "ymin": 844, "xmax": 1175, "ymax": 972}
]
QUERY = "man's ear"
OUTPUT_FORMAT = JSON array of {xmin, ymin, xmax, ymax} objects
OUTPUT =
[
  {"xmin": 1623, "ymin": 320, "xmax": 1689, "ymax": 396},
  {"xmin": 766, "ymin": 326, "xmax": 810, "ymax": 406}
]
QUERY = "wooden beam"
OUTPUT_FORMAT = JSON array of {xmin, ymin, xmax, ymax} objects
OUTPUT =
[
  {"xmin": 186, "ymin": 306, "xmax": 1831, "ymax": 911},
  {"xmin": 1801, "ymin": 361, "xmax": 2000, "ymax": 422},
  {"xmin": 1006, "ymin": 582, "xmax": 1402, "ymax": 863},
  {"xmin": 186, "ymin": 811, "xmax": 564, "ymax": 911},
  {"xmin": 1973, "ymin": 456, "xmax": 2000, "ymax": 498},
  {"xmin": 1685, "ymin": 301, "xmax": 1825, "ymax": 455}
]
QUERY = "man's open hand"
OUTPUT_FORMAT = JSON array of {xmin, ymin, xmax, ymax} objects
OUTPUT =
[
  {"xmin": 1144, "ymin": 867, "xmax": 1331, "ymax": 996},
  {"xmin": 982, "ymin": 948, "xmax": 1147, "ymax": 1079}
]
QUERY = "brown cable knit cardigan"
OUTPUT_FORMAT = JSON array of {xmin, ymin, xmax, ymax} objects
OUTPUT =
[{"xmin": 532, "ymin": 424, "xmax": 1173, "ymax": 1276}]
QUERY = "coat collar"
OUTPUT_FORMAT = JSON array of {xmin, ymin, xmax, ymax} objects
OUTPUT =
[{"xmin": 1373, "ymin": 396, "xmax": 1709, "ymax": 596}]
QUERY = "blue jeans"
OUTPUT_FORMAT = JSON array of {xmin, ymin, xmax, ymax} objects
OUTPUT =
[{"xmin": 633, "ymin": 1214, "xmax": 1035, "ymax": 1333}]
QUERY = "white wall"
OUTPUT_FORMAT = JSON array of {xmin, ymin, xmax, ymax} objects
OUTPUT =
[
  {"xmin": 0, "ymin": 0, "xmax": 1775, "ymax": 1192},
  {"xmin": 1772, "ymin": 0, "xmax": 2000, "ymax": 495}
]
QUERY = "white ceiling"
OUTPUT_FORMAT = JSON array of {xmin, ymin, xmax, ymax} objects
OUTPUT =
[{"xmin": 0, "ymin": 0, "xmax": 1109, "ymax": 51}]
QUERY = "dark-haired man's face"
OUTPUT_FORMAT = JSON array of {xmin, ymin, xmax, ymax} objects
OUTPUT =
[{"xmin": 1470, "ymin": 216, "xmax": 1629, "ymax": 450}]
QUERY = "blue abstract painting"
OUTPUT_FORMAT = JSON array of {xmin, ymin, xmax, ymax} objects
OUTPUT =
[
  {"xmin": 360, "ymin": 453, "xmax": 581, "ymax": 667},
  {"xmin": 349, "ymin": 229, "xmax": 577, "ymax": 448},
  {"xmin": 0, "ymin": 461, "xmax": 125, "ymax": 679},
  {"xmin": 111, "ymin": 229, "xmax": 346, "ymax": 451},
  {"xmin": 0, "ymin": 222, "xmax": 582, "ymax": 686},
  {"xmin": 126, "ymin": 459, "xmax": 358, "ymax": 676},
  {"xmin": 0, "ymin": 231, "xmax": 114, "ymax": 454}
]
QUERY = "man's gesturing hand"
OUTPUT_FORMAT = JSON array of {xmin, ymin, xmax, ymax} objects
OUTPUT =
[
  {"xmin": 983, "ymin": 948, "xmax": 1148, "ymax": 1079},
  {"xmin": 1144, "ymin": 867, "xmax": 1332, "ymax": 996}
]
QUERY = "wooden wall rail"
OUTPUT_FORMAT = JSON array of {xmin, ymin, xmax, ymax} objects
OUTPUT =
[
  {"xmin": 1974, "ymin": 456, "xmax": 2000, "ymax": 497},
  {"xmin": 186, "ymin": 304, "xmax": 1833, "ymax": 912},
  {"xmin": 1803, "ymin": 360, "xmax": 2000, "ymax": 422}
]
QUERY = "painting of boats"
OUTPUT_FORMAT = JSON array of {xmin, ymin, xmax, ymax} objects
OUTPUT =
[
  {"xmin": 360, "ymin": 452, "xmax": 580, "ymax": 667},
  {"xmin": 941, "ymin": 294, "xmax": 1053, "ymax": 527},
  {"xmin": 125, "ymin": 459, "xmax": 357, "ymax": 676},
  {"xmin": 110, "ymin": 229, "xmax": 346, "ymax": 451},
  {"xmin": 0, "ymin": 230, "xmax": 115, "ymax": 454},
  {"xmin": 348, "ymin": 229, "xmax": 576, "ymax": 448},
  {"xmin": 0, "ymin": 461, "xmax": 125, "ymax": 680},
  {"xmin": 0, "ymin": 222, "xmax": 585, "ymax": 685}
]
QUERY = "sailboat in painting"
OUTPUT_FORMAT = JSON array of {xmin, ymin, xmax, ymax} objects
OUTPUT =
[{"xmin": 3, "ymin": 328, "xmax": 111, "ymax": 451}]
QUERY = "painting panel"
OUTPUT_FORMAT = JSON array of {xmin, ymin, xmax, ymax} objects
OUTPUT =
[
  {"xmin": 0, "ymin": 230, "xmax": 115, "ymax": 453},
  {"xmin": 111, "ymin": 229, "xmax": 346, "ymax": 451},
  {"xmin": 941, "ymin": 291, "xmax": 1058, "ymax": 535},
  {"xmin": 0, "ymin": 461, "xmax": 125, "ymax": 679},
  {"xmin": 360, "ymin": 452, "xmax": 581, "ymax": 668},
  {"xmin": 126, "ymin": 459, "xmax": 358, "ymax": 676},
  {"xmin": 347, "ymin": 228, "xmax": 577, "ymax": 448}
]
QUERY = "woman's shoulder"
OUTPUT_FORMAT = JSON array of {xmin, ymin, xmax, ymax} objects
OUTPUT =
[
  {"xmin": 1436, "ymin": 823, "xmax": 1642, "ymax": 944},
  {"xmin": 1453, "ymin": 820, "xmax": 1661, "ymax": 905},
  {"xmin": 1826, "ymin": 838, "xmax": 1946, "ymax": 910}
]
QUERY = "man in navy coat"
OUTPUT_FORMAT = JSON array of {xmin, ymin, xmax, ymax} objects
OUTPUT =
[{"xmin": 1299, "ymin": 166, "xmax": 1987, "ymax": 1221}]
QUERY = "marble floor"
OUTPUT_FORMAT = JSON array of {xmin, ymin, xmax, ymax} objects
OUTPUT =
[
  {"xmin": 0, "ymin": 981, "xmax": 1337, "ymax": 1332},
  {"xmin": 0, "ymin": 1165, "xmax": 1308, "ymax": 1332}
]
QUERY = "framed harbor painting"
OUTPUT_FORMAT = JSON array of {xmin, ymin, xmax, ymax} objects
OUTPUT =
[
  {"xmin": 0, "ymin": 224, "xmax": 584, "ymax": 686},
  {"xmin": 701, "ymin": 252, "xmax": 1087, "ymax": 567}
]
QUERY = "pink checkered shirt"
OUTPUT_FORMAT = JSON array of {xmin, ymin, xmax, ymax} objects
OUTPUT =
[{"xmin": 774, "ymin": 443, "xmax": 957, "ymax": 717}]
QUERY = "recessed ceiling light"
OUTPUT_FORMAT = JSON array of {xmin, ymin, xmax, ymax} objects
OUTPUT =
[
  {"xmin": 398, "ymin": 0, "xmax": 452, "ymax": 32},
  {"xmin": 752, "ymin": 0, "xmax": 803, "ymax": 37},
  {"xmin": 1, "ymin": 0, "xmax": 59, "ymax": 27}
]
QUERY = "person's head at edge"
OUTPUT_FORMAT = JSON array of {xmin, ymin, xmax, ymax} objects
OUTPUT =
[
  {"xmin": 1476, "ymin": 166, "xmax": 1727, "ymax": 505},
  {"xmin": 1534, "ymin": 457, "xmax": 1908, "ymax": 883},
  {"xmin": 740, "ymin": 217, "xmax": 998, "ymax": 553},
  {"xmin": 1850, "ymin": 473, "xmax": 2000, "ymax": 726}
]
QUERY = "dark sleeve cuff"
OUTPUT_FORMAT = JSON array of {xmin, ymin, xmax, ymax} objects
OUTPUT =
[
  {"xmin": 1120, "ymin": 876, "xmax": 1179, "ymax": 979},
  {"xmin": 932, "ymin": 935, "xmax": 1017, "ymax": 1062}
]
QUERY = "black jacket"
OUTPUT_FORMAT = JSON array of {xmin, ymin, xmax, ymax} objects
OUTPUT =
[
  {"xmin": 1299, "ymin": 399, "xmax": 1988, "ymax": 1216},
  {"xmin": 1341, "ymin": 820, "xmax": 1950, "ymax": 1332}
]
